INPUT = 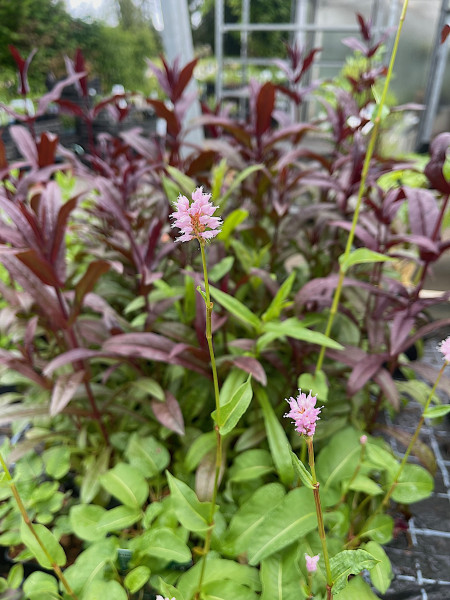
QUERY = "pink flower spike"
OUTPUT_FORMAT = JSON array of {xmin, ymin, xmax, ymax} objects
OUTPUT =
[
  {"xmin": 170, "ymin": 187, "xmax": 222, "ymax": 243},
  {"xmin": 438, "ymin": 336, "xmax": 450, "ymax": 363},
  {"xmin": 305, "ymin": 553, "xmax": 320, "ymax": 573},
  {"xmin": 360, "ymin": 434, "xmax": 368, "ymax": 445},
  {"xmin": 284, "ymin": 389, "xmax": 322, "ymax": 437}
]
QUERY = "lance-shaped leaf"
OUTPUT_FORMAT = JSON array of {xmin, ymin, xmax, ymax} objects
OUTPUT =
[
  {"xmin": 50, "ymin": 370, "xmax": 85, "ymax": 416},
  {"xmin": 247, "ymin": 487, "xmax": 317, "ymax": 564},
  {"xmin": 339, "ymin": 248, "xmax": 392, "ymax": 273},
  {"xmin": 151, "ymin": 391, "xmax": 185, "ymax": 435},
  {"xmin": 20, "ymin": 522, "xmax": 66, "ymax": 570},
  {"xmin": 259, "ymin": 318, "xmax": 343, "ymax": 351},
  {"xmin": 209, "ymin": 286, "xmax": 262, "ymax": 331},
  {"xmin": 212, "ymin": 376, "xmax": 253, "ymax": 436},
  {"xmin": 166, "ymin": 471, "xmax": 211, "ymax": 533},
  {"xmin": 100, "ymin": 463, "xmax": 149, "ymax": 509}
]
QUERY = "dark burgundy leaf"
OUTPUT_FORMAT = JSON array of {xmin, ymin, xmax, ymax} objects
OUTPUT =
[
  {"xmin": 390, "ymin": 312, "xmax": 416, "ymax": 356},
  {"xmin": 173, "ymin": 58, "xmax": 198, "ymax": 102},
  {"xmin": 36, "ymin": 132, "xmax": 58, "ymax": 168},
  {"xmin": 37, "ymin": 72, "xmax": 85, "ymax": 115},
  {"xmin": 255, "ymin": 82, "xmax": 275, "ymax": 137},
  {"xmin": 424, "ymin": 132, "xmax": 450, "ymax": 194},
  {"xmin": 55, "ymin": 99, "xmax": 86, "ymax": 120},
  {"xmin": 442, "ymin": 24, "xmax": 450, "ymax": 44},
  {"xmin": 374, "ymin": 369, "xmax": 399, "ymax": 410},
  {"xmin": 146, "ymin": 99, "xmax": 180, "ymax": 137},
  {"xmin": 405, "ymin": 187, "xmax": 440, "ymax": 238},
  {"xmin": 347, "ymin": 353, "xmax": 386, "ymax": 396},
  {"xmin": 15, "ymin": 249, "xmax": 60, "ymax": 287},
  {"xmin": 73, "ymin": 260, "xmax": 111, "ymax": 314},
  {"xmin": 74, "ymin": 48, "xmax": 88, "ymax": 97},
  {"xmin": 9, "ymin": 45, "xmax": 37, "ymax": 96},
  {"xmin": 50, "ymin": 370, "xmax": 86, "ymax": 416},
  {"xmin": 44, "ymin": 349, "xmax": 107, "ymax": 375},
  {"xmin": 356, "ymin": 13, "xmax": 371, "ymax": 41}
]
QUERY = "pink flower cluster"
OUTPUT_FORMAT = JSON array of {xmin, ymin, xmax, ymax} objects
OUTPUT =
[
  {"xmin": 439, "ymin": 336, "xmax": 450, "ymax": 363},
  {"xmin": 171, "ymin": 187, "xmax": 222, "ymax": 243},
  {"xmin": 284, "ymin": 390, "xmax": 322, "ymax": 437}
]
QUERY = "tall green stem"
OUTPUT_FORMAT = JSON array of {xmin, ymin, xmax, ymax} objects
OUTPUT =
[
  {"xmin": 348, "ymin": 361, "xmax": 447, "ymax": 548},
  {"xmin": 0, "ymin": 453, "xmax": 79, "ymax": 600},
  {"xmin": 306, "ymin": 437, "xmax": 333, "ymax": 600},
  {"xmin": 315, "ymin": 0, "xmax": 410, "ymax": 374},
  {"xmin": 196, "ymin": 242, "xmax": 223, "ymax": 599}
]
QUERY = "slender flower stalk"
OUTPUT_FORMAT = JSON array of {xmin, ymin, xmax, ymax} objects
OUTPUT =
[
  {"xmin": 349, "ymin": 338, "xmax": 449, "ymax": 548},
  {"xmin": 315, "ymin": 0, "xmax": 410, "ymax": 374},
  {"xmin": 0, "ymin": 452, "xmax": 79, "ymax": 600},
  {"xmin": 285, "ymin": 391, "xmax": 333, "ymax": 599},
  {"xmin": 170, "ymin": 188, "xmax": 223, "ymax": 598}
]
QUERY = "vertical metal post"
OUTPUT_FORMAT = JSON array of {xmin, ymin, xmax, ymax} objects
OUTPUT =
[
  {"xmin": 159, "ymin": 0, "xmax": 204, "ymax": 146},
  {"xmin": 216, "ymin": 0, "xmax": 224, "ymax": 102},
  {"xmin": 416, "ymin": 0, "xmax": 450, "ymax": 151},
  {"xmin": 241, "ymin": 0, "xmax": 251, "ymax": 115}
]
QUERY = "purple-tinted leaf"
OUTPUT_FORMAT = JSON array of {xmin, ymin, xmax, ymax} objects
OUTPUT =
[
  {"xmin": 44, "ymin": 349, "xmax": 106, "ymax": 375},
  {"xmin": 37, "ymin": 72, "xmax": 85, "ymax": 115},
  {"xmin": 9, "ymin": 125, "xmax": 38, "ymax": 166},
  {"xmin": 50, "ymin": 370, "xmax": 86, "ymax": 416},
  {"xmin": 388, "ymin": 234, "xmax": 439, "ymax": 256},
  {"xmin": 151, "ymin": 391, "xmax": 185, "ymax": 435},
  {"xmin": 395, "ymin": 317, "xmax": 450, "ymax": 355},
  {"xmin": 330, "ymin": 221, "xmax": 377, "ymax": 249},
  {"xmin": 194, "ymin": 115, "xmax": 252, "ymax": 148},
  {"xmin": 0, "ymin": 135, "xmax": 7, "ymax": 169},
  {"xmin": 52, "ymin": 195, "xmax": 78, "ymax": 269},
  {"xmin": 55, "ymin": 99, "xmax": 86, "ymax": 120},
  {"xmin": 347, "ymin": 353, "xmax": 386, "ymax": 396},
  {"xmin": 390, "ymin": 312, "xmax": 415, "ymax": 356},
  {"xmin": 146, "ymin": 99, "xmax": 180, "ymax": 137},
  {"xmin": 74, "ymin": 260, "xmax": 111, "ymax": 313},
  {"xmin": 9, "ymin": 45, "xmax": 37, "ymax": 96},
  {"xmin": 424, "ymin": 132, "xmax": 450, "ymax": 194},
  {"xmin": 228, "ymin": 355, "xmax": 267, "ymax": 386},
  {"xmin": 173, "ymin": 58, "xmax": 198, "ymax": 102},
  {"xmin": 146, "ymin": 58, "xmax": 172, "ymax": 98},
  {"xmin": 255, "ymin": 82, "xmax": 275, "ymax": 136},
  {"xmin": 442, "ymin": 24, "xmax": 450, "ymax": 44},
  {"xmin": 342, "ymin": 37, "xmax": 369, "ymax": 55},
  {"xmin": 16, "ymin": 249, "xmax": 60, "ymax": 287},
  {"xmin": 0, "ymin": 349, "xmax": 49, "ymax": 388},
  {"xmin": 405, "ymin": 187, "xmax": 440, "ymax": 239},
  {"xmin": 373, "ymin": 369, "xmax": 400, "ymax": 410},
  {"xmin": 119, "ymin": 128, "xmax": 157, "ymax": 160},
  {"xmin": 265, "ymin": 123, "xmax": 313, "ymax": 151}
]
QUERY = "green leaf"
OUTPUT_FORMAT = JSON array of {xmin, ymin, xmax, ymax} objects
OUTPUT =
[
  {"xmin": 348, "ymin": 474, "xmax": 383, "ymax": 496},
  {"xmin": 212, "ymin": 377, "xmax": 253, "ymax": 436},
  {"xmin": 260, "ymin": 545, "xmax": 302, "ymax": 600},
  {"xmin": 124, "ymin": 566, "xmax": 151, "ymax": 594},
  {"xmin": 209, "ymin": 286, "xmax": 261, "ymax": 331},
  {"xmin": 20, "ymin": 521, "xmax": 66, "ymax": 569},
  {"xmin": 222, "ymin": 483, "xmax": 285, "ymax": 557},
  {"xmin": 69, "ymin": 504, "xmax": 107, "ymax": 541},
  {"xmin": 211, "ymin": 158, "xmax": 227, "ymax": 205},
  {"xmin": 260, "ymin": 318, "xmax": 343, "ymax": 351},
  {"xmin": 316, "ymin": 428, "xmax": 362, "ymax": 505},
  {"xmin": 256, "ymin": 387, "xmax": 295, "ymax": 486},
  {"xmin": 64, "ymin": 537, "xmax": 119, "ymax": 594},
  {"xmin": 166, "ymin": 471, "xmax": 211, "ymax": 532},
  {"xmin": 359, "ymin": 514, "xmax": 394, "ymax": 544},
  {"xmin": 80, "ymin": 446, "xmax": 111, "ymax": 504},
  {"xmin": 334, "ymin": 574, "xmax": 380, "ymax": 599},
  {"xmin": 158, "ymin": 578, "xmax": 186, "ymax": 600},
  {"xmin": 391, "ymin": 463, "xmax": 434, "ymax": 503},
  {"xmin": 135, "ymin": 527, "xmax": 192, "ymax": 563},
  {"xmin": 364, "ymin": 541, "xmax": 393, "ymax": 594},
  {"xmin": 100, "ymin": 463, "xmax": 149, "ymax": 508},
  {"xmin": 365, "ymin": 443, "xmax": 399, "ymax": 479},
  {"xmin": 84, "ymin": 580, "xmax": 127, "ymax": 600},
  {"xmin": 22, "ymin": 572, "xmax": 59, "ymax": 600},
  {"xmin": 261, "ymin": 272, "xmax": 296, "ymax": 322},
  {"xmin": 247, "ymin": 487, "xmax": 317, "ymax": 565},
  {"xmin": 339, "ymin": 248, "xmax": 392, "ymax": 273},
  {"xmin": 298, "ymin": 369, "xmax": 329, "ymax": 402},
  {"xmin": 131, "ymin": 377, "xmax": 165, "ymax": 402},
  {"xmin": 7, "ymin": 563, "xmax": 23, "ymax": 589},
  {"xmin": 218, "ymin": 208, "xmax": 249, "ymax": 244},
  {"xmin": 203, "ymin": 579, "xmax": 259, "ymax": 600},
  {"xmin": 177, "ymin": 557, "xmax": 261, "ymax": 600},
  {"xmin": 330, "ymin": 549, "xmax": 379, "ymax": 595},
  {"xmin": 228, "ymin": 449, "xmax": 274, "ymax": 482},
  {"xmin": 219, "ymin": 164, "xmax": 264, "ymax": 208},
  {"xmin": 125, "ymin": 433, "xmax": 170, "ymax": 478},
  {"xmin": 97, "ymin": 506, "xmax": 142, "ymax": 533},
  {"xmin": 209, "ymin": 256, "xmax": 235, "ymax": 282},
  {"xmin": 42, "ymin": 446, "xmax": 70, "ymax": 480},
  {"xmin": 291, "ymin": 452, "xmax": 314, "ymax": 489},
  {"xmin": 423, "ymin": 404, "xmax": 450, "ymax": 419},
  {"xmin": 185, "ymin": 431, "xmax": 216, "ymax": 472},
  {"xmin": 166, "ymin": 166, "xmax": 196, "ymax": 197}
]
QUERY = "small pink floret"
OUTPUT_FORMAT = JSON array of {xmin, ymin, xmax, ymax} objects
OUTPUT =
[
  {"xmin": 305, "ymin": 553, "xmax": 320, "ymax": 573},
  {"xmin": 360, "ymin": 434, "xmax": 368, "ymax": 445},
  {"xmin": 284, "ymin": 389, "xmax": 322, "ymax": 437},
  {"xmin": 170, "ymin": 187, "xmax": 222, "ymax": 243},
  {"xmin": 438, "ymin": 336, "xmax": 450, "ymax": 363}
]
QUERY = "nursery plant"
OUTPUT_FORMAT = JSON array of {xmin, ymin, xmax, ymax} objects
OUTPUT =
[{"xmin": 0, "ymin": 3, "xmax": 449, "ymax": 600}]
